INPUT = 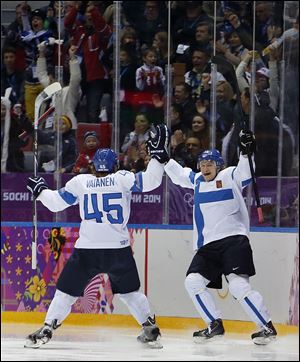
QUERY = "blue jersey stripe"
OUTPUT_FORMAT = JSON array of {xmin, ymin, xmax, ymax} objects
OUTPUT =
[
  {"xmin": 195, "ymin": 294, "xmax": 215, "ymax": 322},
  {"xmin": 58, "ymin": 188, "xmax": 77, "ymax": 205},
  {"xmin": 199, "ymin": 189, "xmax": 234, "ymax": 204},
  {"xmin": 189, "ymin": 171, "xmax": 195, "ymax": 184},
  {"xmin": 130, "ymin": 172, "xmax": 143, "ymax": 192},
  {"xmin": 194, "ymin": 185, "xmax": 204, "ymax": 248},
  {"xmin": 242, "ymin": 178, "xmax": 252, "ymax": 187},
  {"xmin": 244, "ymin": 296, "xmax": 268, "ymax": 325}
]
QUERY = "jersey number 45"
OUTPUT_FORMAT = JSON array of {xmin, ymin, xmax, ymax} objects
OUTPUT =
[{"xmin": 83, "ymin": 193, "xmax": 124, "ymax": 224}]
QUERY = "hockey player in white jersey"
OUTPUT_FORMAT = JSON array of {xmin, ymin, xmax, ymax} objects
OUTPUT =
[
  {"xmin": 148, "ymin": 128, "xmax": 277, "ymax": 345},
  {"xmin": 25, "ymin": 124, "xmax": 170, "ymax": 349}
]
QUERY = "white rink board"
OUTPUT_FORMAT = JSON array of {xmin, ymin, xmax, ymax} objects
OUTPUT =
[{"xmin": 113, "ymin": 229, "xmax": 297, "ymax": 324}]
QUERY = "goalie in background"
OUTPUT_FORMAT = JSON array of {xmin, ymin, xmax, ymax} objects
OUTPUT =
[{"xmin": 148, "ymin": 127, "xmax": 277, "ymax": 345}]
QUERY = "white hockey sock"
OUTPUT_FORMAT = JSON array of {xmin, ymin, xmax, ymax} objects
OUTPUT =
[
  {"xmin": 228, "ymin": 274, "xmax": 270, "ymax": 327},
  {"xmin": 185, "ymin": 273, "xmax": 222, "ymax": 325},
  {"xmin": 240, "ymin": 291, "xmax": 271, "ymax": 327},
  {"xmin": 119, "ymin": 291, "xmax": 151, "ymax": 325},
  {"xmin": 45, "ymin": 289, "xmax": 78, "ymax": 325}
]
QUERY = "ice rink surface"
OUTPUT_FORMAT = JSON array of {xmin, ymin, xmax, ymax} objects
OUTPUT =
[{"xmin": 1, "ymin": 323, "xmax": 299, "ymax": 361}]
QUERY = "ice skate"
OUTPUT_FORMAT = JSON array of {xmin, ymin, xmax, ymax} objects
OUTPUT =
[
  {"xmin": 193, "ymin": 318, "xmax": 225, "ymax": 343},
  {"xmin": 24, "ymin": 319, "xmax": 60, "ymax": 348},
  {"xmin": 251, "ymin": 321, "xmax": 277, "ymax": 345},
  {"xmin": 137, "ymin": 316, "xmax": 163, "ymax": 349}
]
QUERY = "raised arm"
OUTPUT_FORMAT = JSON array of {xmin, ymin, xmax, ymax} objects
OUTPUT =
[
  {"xmin": 27, "ymin": 176, "xmax": 78, "ymax": 212},
  {"xmin": 232, "ymin": 130, "xmax": 256, "ymax": 189},
  {"xmin": 127, "ymin": 123, "xmax": 170, "ymax": 192},
  {"xmin": 164, "ymin": 159, "xmax": 195, "ymax": 189},
  {"xmin": 138, "ymin": 158, "xmax": 164, "ymax": 192}
]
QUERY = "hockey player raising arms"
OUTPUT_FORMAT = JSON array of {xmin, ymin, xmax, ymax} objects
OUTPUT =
[
  {"xmin": 25, "ymin": 125, "xmax": 169, "ymax": 349},
  {"xmin": 148, "ymin": 128, "xmax": 277, "ymax": 345}
]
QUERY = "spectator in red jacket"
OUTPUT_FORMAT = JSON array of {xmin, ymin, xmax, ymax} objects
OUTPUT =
[{"xmin": 64, "ymin": 2, "xmax": 111, "ymax": 123}]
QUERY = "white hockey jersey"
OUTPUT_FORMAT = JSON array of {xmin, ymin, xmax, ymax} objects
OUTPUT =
[
  {"xmin": 165, "ymin": 155, "xmax": 253, "ymax": 251},
  {"xmin": 38, "ymin": 159, "xmax": 164, "ymax": 249}
]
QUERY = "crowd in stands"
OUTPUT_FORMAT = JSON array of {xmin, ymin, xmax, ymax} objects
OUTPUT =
[{"xmin": 1, "ymin": 1, "xmax": 299, "ymax": 176}]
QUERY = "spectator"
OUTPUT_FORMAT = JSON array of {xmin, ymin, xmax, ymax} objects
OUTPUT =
[
  {"xmin": 171, "ymin": 129, "xmax": 186, "ymax": 156},
  {"xmin": 216, "ymin": 80, "xmax": 235, "ymax": 138},
  {"xmin": 72, "ymin": 131, "xmax": 100, "ymax": 174},
  {"xmin": 255, "ymin": 2, "xmax": 277, "ymax": 48},
  {"xmin": 225, "ymin": 2, "xmax": 279, "ymax": 55},
  {"xmin": 7, "ymin": 103, "xmax": 34, "ymax": 172},
  {"xmin": 195, "ymin": 95, "xmax": 210, "ymax": 117},
  {"xmin": 184, "ymin": 48, "xmax": 227, "ymax": 104},
  {"xmin": 101, "ymin": 26, "xmax": 140, "ymax": 74},
  {"xmin": 173, "ymin": 82, "xmax": 197, "ymax": 130},
  {"xmin": 254, "ymin": 102, "xmax": 295, "ymax": 177},
  {"xmin": 152, "ymin": 31, "xmax": 173, "ymax": 70},
  {"xmin": 120, "ymin": 26, "xmax": 140, "ymax": 64},
  {"xmin": 173, "ymin": 136, "xmax": 202, "ymax": 172},
  {"xmin": 119, "ymin": 44, "xmax": 139, "ymax": 146},
  {"xmin": 1, "ymin": 94, "xmax": 32, "ymax": 173},
  {"xmin": 172, "ymin": 1, "xmax": 212, "ymax": 50},
  {"xmin": 121, "ymin": 112, "xmax": 151, "ymax": 154},
  {"xmin": 265, "ymin": 46, "xmax": 280, "ymax": 113},
  {"xmin": 42, "ymin": 1, "xmax": 67, "ymax": 40},
  {"xmin": 281, "ymin": 16, "xmax": 299, "ymax": 144},
  {"xmin": 103, "ymin": 1, "xmax": 134, "ymax": 31},
  {"xmin": 41, "ymin": 2, "xmax": 74, "ymax": 72},
  {"xmin": 236, "ymin": 50, "xmax": 278, "ymax": 112},
  {"xmin": 36, "ymin": 44, "xmax": 82, "ymax": 130},
  {"xmin": 120, "ymin": 26, "xmax": 138, "ymax": 46},
  {"xmin": 2, "ymin": 3, "xmax": 29, "ymax": 72},
  {"xmin": 136, "ymin": 47, "xmax": 165, "ymax": 96},
  {"xmin": 38, "ymin": 115, "xmax": 77, "ymax": 173},
  {"xmin": 194, "ymin": 22, "xmax": 213, "ymax": 48},
  {"xmin": 1, "ymin": 96, "xmax": 11, "ymax": 173},
  {"xmin": 1, "ymin": 47, "xmax": 25, "ymax": 106},
  {"xmin": 135, "ymin": 47, "xmax": 165, "ymax": 111},
  {"xmin": 170, "ymin": 103, "xmax": 189, "ymax": 134},
  {"xmin": 215, "ymin": 30, "xmax": 249, "ymax": 67},
  {"xmin": 20, "ymin": 6, "xmax": 55, "ymax": 122},
  {"xmin": 121, "ymin": 112, "xmax": 152, "ymax": 171},
  {"xmin": 184, "ymin": 47, "xmax": 211, "ymax": 100},
  {"xmin": 186, "ymin": 113, "xmax": 210, "ymax": 152},
  {"xmin": 121, "ymin": 1, "xmax": 146, "ymax": 29},
  {"xmin": 174, "ymin": 21, "xmax": 213, "ymax": 66},
  {"xmin": 120, "ymin": 44, "xmax": 139, "ymax": 100},
  {"xmin": 134, "ymin": 1, "xmax": 167, "ymax": 49},
  {"xmin": 225, "ymin": 88, "xmax": 294, "ymax": 176},
  {"xmin": 64, "ymin": 2, "xmax": 111, "ymax": 123},
  {"xmin": 255, "ymin": 67, "xmax": 270, "ymax": 91}
]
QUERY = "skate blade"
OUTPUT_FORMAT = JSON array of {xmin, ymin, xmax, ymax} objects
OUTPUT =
[
  {"xmin": 252, "ymin": 336, "xmax": 276, "ymax": 345},
  {"xmin": 24, "ymin": 339, "xmax": 44, "ymax": 349},
  {"xmin": 193, "ymin": 334, "xmax": 224, "ymax": 344},
  {"xmin": 146, "ymin": 340, "xmax": 163, "ymax": 349},
  {"xmin": 137, "ymin": 336, "xmax": 163, "ymax": 349}
]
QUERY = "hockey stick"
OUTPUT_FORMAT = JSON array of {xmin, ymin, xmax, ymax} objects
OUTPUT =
[
  {"xmin": 212, "ymin": 55, "xmax": 264, "ymax": 223},
  {"xmin": 32, "ymin": 82, "xmax": 62, "ymax": 269}
]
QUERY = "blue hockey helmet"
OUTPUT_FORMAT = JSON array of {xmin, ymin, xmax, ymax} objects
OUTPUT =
[
  {"xmin": 198, "ymin": 149, "xmax": 225, "ymax": 168},
  {"xmin": 92, "ymin": 148, "xmax": 118, "ymax": 173}
]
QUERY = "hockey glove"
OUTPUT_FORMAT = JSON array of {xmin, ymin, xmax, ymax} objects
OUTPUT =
[
  {"xmin": 147, "ymin": 124, "xmax": 171, "ymax": 163},
  {"xmin": 239, "ymin": 129, "xmax": 256, "ymax": 155},
  {"xmin": 27, "ymin": 176, "xmax": 49, "ymax": 198}
]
